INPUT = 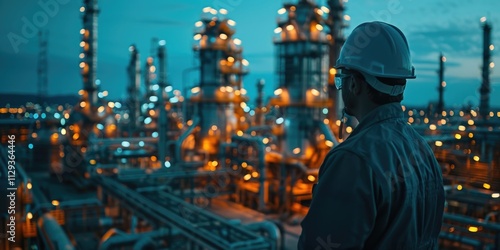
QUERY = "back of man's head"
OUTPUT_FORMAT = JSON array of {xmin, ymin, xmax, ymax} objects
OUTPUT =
[{"xmin": 335, "ymin": 21, "xmax": 415, "ymax": 104}]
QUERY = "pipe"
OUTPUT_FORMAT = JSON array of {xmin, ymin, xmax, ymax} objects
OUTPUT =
[
  {"xmin": 245, "ymin": 220, "xmax": 283, "ymax": 250},
  {"xmin": 0, "ymin": 147, "xmax": 31, "ymax": 191},
  {"xmin": 231, "ymin": 134, "xmax": 267, "ymax": 211},
  {"xmin": 33, "ymin": 199, "xmax": 112, "ymax": 234},
  {"xmin": 439, "ymin": 232, "xmax": 483, "ymax": 249},
  {"xmin": 118, "ymin": 167, "xmax": 218, "ymax": 182},
  {"xmin": 133, "ymin": 237, "xmax": 155, "ymax": 250},
  {"xmin": 16, "ymin": 165, "xmax": 30, "ymax": 188},
  {"xmin": 130, "ymin": 215, "xmax": 137, "ymax": 233},
  {"xmin": 485, "ymin": 212, "xmax": 499, "ymax": 223},
  {"xmin": 99, "ymin": 227, "xmax": 172, "ymax": 250},
  {"xmin": 246, "ymin": 125, "xmax": 272, "ymax": 133},
  {"xmin": 291, "ymin": 159, "xmax": 320, "ymax": 176},
  {"xmin": 444, "ymin": 213, "xmax": 500, "ymax": 231},
  {"xmin": 38, "ymin": 213, "xmax": 75, "ymax": 250},
  {"xmin": 97, "ymin": 175, "xmax": 270, "ymax": 249},
  {"xmin": 181, "ymin": 66, "xmax": 199, "ymax": 120},
  {"xmin": 269, "ymin": 152, "xmax": 319, "ymax": 176},
  {"xmin": 266, "ymin": 152, "xmax": 318, "ymax": 212},
  {"xmin": 31, "ymin": 198, "xmax": 102, "ymax": 219},
  {"xmin": 136, "ymin": 185, "xmax": 172, "ymax": 193},
  {"xmin": 284, "ymin": 157, "xmax": 317, "ymax": 207},
  {"xmin": 98, "ymin": 228, "xmax": 126, "ymax": 250},
  {"xmin": 99, "ymin": 216, "xmax": 114, "ymax": 227},
  {"xmin": 241, "ymin": 126, "xmax": 277, "ymax": 152},
  {"xmin": 89, "ymin": 137, "xmax": 157, "ymax": 145},
  {"xmin": 44, "ymin": 198, "xmax": 101, "ymax": 209},
  {"xmin": 319, "ymin": 121, "xmax": 339, "ymax": 147},
  {"xmin": 135, "ymin": 228, "xmax": 175, "ymax": 250},
  {"xmin": 175, "ymin": 117, "xmax": 200, "ymax": 162}
]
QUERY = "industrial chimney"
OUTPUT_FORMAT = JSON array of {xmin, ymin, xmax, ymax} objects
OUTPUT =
[
  {"xmin": 254, "ymin": 79, "xmax": 265, "ymax": 126},
  {"xmin": 80, "ymin": 0, "xmax": 99, "ymax": 107},
  {"xmin": 437, "ymin": 53, "xmax": 446, "ymax": 116},
  {"xmin": 479, "ymin": 18, "xmax": 493, "ymax": 120},
  {"xmin": 127, "ymin": 45, "xmax": 141, "ymax": 134},
  {"xmin": 38, "ymin": 30, "xmax": 48, "ymax": 105}
]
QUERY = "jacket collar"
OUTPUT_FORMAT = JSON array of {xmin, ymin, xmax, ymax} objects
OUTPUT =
[{"xmin": 350, "ymin": 102, "xmax": 404, "ymax": 137}]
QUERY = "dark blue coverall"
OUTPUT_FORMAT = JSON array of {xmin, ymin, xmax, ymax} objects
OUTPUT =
[{"xmin": 298, "ymin": 103, "xmax": 445, "ymax": 250}]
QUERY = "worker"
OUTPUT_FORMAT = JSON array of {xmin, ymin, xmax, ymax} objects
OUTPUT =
[{"xmin": 298, "ymin": 21, "xmax": 445, "ymax": 249}]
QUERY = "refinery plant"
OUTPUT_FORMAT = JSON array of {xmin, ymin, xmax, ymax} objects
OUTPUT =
[{"xmin": 1, "ymin": 0, "xmax": 500, "ymax": 249}]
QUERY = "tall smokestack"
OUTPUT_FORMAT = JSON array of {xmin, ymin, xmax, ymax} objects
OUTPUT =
[
  {"xmin": 127, "ymin": 45, "xmax": 141, "ymax": 134},
  {"xmin": 81, "ymin": 0, "xmax": 99, "ymax": 106},
  {"xmin": 437, "ymin": 53, "xmax": 445, "ymax": 116},
  {"xmin": 144, "ymin": 38, "xmax": 158, "ymax": 100},
  {"xmin": 38, "ymin": 30, "xmax": 48, "ymax": 105},
  {"xmin": 144, "ymin": 57, "xmax": 155, "ymax": 100},
  {"xmin": 157, "ymin": 40, "xmax": 168, "ymax": 165},
  {"xmin": 479, "ymin": 18, "xmax": 492, "ymax": 120},
  {"xmin": 254, "ymin": 79, "xmax": 265, "ymax": 126}
]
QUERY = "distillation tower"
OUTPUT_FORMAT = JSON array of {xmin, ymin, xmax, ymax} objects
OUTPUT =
[
  {"xmin": 271, "ymin": 0, "xmax": 337, "ymax": 164},
  {"xmin": 185, "ymin": 7, "xmax": 249, "ymax": 159},
  {"xmin": 64, "ymin": 0, "xmax": 115, "ymax": 181},
  {"xmin": 220, "ymin": 0, "xmax": 340, "ymax": 214}
]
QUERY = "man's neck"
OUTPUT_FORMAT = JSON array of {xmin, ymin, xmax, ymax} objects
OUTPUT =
[{"xmin": 354, "ymin": 103, "xmax": 381, "ymax": 122}]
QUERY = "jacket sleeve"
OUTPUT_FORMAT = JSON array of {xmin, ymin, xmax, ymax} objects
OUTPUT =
[{"xmin": 298, "ymin": 149, "xmax": 378, "ymax": 250}]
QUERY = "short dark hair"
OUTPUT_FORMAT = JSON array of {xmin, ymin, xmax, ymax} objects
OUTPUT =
[{"xmin": 352, "ymin": 71, "xmax": 405, "ymax": 105}]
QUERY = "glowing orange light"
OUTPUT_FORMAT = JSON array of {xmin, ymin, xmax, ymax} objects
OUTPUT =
[
  {"xmin": 307, "ymin": 175, "xmax": 316, "ymax": 182},
  {"xmin": 293, "ymin": 148, "xmax": 301, "ymax": 154}
]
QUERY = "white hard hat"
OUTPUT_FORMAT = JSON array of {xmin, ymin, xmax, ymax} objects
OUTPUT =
[{"xmin": 335, "ymin": 21, "xmax": 415, "ymax": 94}]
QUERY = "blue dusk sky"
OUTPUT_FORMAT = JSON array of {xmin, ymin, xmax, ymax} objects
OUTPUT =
[{"xmin": 1, "ymin": 0, "xmax": 499, "ymax": 108}]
